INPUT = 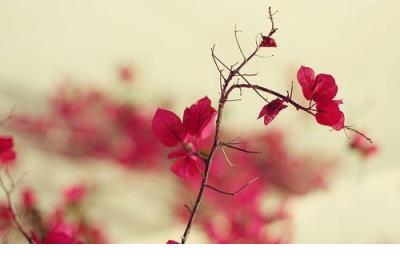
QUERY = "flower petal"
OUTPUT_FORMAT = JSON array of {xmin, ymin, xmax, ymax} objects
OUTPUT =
[
  {"xmin": 170, "ymin": 155, "xmax": 204, "ymax": 179},
  {"xmin": 297, "ymin": 66, "xmax": 315, "ymax": 101},
  {"xmin": 315, "ymin": 100, "xmax": 344, "ymax": 130},
  {"xmin": 260, "ymin": 36, "xmax": 277, "ymax": 47},
  {"xmin": 312, "ymin": 74, "xmax": 338, "ymax": 102},
  {"xmin": 183, "ymin": 97, "xmax": 216, "ymax": 139},
  {"xmin": 258, "ymin": 99, "xmax": 287, "ymax": 126},
  {"xmin": 152, "ymin": 108, "xmax": 186, "ymax": 147}
]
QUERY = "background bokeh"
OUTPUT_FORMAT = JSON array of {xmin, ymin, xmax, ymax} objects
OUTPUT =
[{"xmin": 0, "ymin": 0, "xmax": 399, "ymax": 243}]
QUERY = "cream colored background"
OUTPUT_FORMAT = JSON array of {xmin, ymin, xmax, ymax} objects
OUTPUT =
[{"xmin": 0, "ymin": 0, "xmax": 399, "ymax": 243}]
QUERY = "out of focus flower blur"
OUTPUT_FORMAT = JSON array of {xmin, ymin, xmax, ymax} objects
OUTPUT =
[{"xmin": 0, "ymin": 0, "xmax": 398, "ymax": 243}]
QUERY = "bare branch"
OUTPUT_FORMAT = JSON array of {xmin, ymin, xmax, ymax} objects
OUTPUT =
[
  {"xmin": 220, "ymin": 142, "xmax": 261, "ymax": 154},
  {"xmin": 0, "ymin": 172, "xmax": 33, "ymax": 243},
  {"xmin": 234, "ymin": 24, "xmax": 246, "ymax": 60},
  {"xmin": 206, "ymin": 176, "xmax": 261, "ymax": 196}
]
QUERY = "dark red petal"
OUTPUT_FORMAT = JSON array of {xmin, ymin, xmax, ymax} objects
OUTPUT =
[
  {"xmin": 258, "ymin": 99, "xmax": 287, "ymax": 126},
  {"xmin": 166, "ymin": 240, "xmax": 179, "ymax": 244},
  {"xmin": 152, "ymin": 108, "xmax": 186, "ymax": 147},
  {"xmin": 315, "ymin": 100, "xmax": 344, "ymax": 130},
  {"xmin": 183, "ymin": 97, "xmax": 216, "ymax": 139},
  {"xmin": 312, "ymin": 74, "xmax": 338, "ymax": 102},
  {"xmin": 170, "ymin": 155, "xmax": 204, "ymax": 179},
  {"xmin": 331, "ymin": 111, "xmax": 345, "ymax": 131},
  {"xmin": 260, "ymin": 36, "xmax": 277, "ymax": 48},
  {"xmin": 297, "ymin": 66, "xmax": 315, "ymax": 101}
]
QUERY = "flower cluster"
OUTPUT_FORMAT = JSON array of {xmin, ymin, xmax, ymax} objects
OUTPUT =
[
  {"xmin": 0, "ymin": 184, "xmax": 108, "ymax": 244},
  {"xmin": 297, "ymin": 66, "xmax": 345, "ymax": 130},
  {"xmin": 152, "ymin": 97, "xmax": 216, "ymax": 179},
  {"xmin": 8, "ymin": 81, "xmax": 163, "ymax": 169},
  {"xmin": 176, "ymin": 130, "xmax": 331, "ymax": 243}
]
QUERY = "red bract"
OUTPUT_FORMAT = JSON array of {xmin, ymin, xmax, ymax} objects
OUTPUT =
[
  {"xmin": 22, "ymin": 188, "xmax": 37, "ymax": 210},
  {"xmin": 315, "ymin": 100, "xmax": 345, "ymax": 130},
  {"xmin": 0, "ymin": 136, "xmax": 16, "ymax": 164},
  {"xmin": 258, "ymin": 98, "xmax": 287, "ymax": 126},
  {"xmin": 183, "ymin": 97, "xmax": 216, "ymax": 139},
  {"xmin": 297, "ymin": 66, "xmax": 338, "ymax": 102},
  {"xmin": 33, "ymin": 222, "xmax": 83, "ymax": 244},
  {"xmin": 350, "ymin": 134, "xmax": 378, "ymax": 158},
  {"xmin": 297, "ymin": 66, "xmax": 345, "ymax": 131},
  {"xmin": 64, "ymin": 185, "xmax": 88, "ymax": 205},
  {"xmin": 0, "ymin": 202, "xmax": 13, "ymax": 233},
  {"xmin": 152, "ymin": 109, "xmax": 186, "ymax": 147},
  {"xmin": 152, "ymin": 97, "xmax": 216, "ymax": 179},
  {"xmin": 260, "ymin": 36, "xmax": 277, "ymax": 47}
]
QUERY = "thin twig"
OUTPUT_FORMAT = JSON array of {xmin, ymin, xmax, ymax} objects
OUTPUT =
[
  {"xmin": 220, "ymin": 142, "xmax": 261, "ymax": 154},
  {"xmin": 234, "ymin": 24, "xmax": 246, "ymax": 60},
  {"xmin": 0, "ymin": 172, "xmax": 33, "ymax": 243},
  {"xmin": 206, "ymin": 176, "xmax": 261, "ymax": 196}
]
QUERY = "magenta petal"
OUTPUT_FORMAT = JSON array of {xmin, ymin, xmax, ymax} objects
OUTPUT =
[
  {"xmin": 312, "ymin": 74, "xmax": 338, "ymax": 102},
  {"xmin": 170, "ymin": 155, "xmax": 204, "ymax": 179},
  {"xmin": 166, "ymin": 240, "xmax": 179, "ymax": 244},
  {"xmin": 260, "ymin": 36, "xmax": 277, "ymax": 47},
  {"xmin": 258, "ymin": 99, "xmax": 287, "ymax": 126},
  {"xmin": 297, "ymin": 66, "xmax": 315, "ymax": 101},
  {"xmin": 315, "ymin": 100, "xmax": 344, "ymax": 130},
  {"xmin": 183, "ymin": 97, "xmax": 216, "ymax": 139},
  {"xmin": 152, "ymin": 108, "xmax": 186, "ymax": 147}
]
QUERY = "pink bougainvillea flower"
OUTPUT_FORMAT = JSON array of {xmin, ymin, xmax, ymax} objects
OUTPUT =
[
  {"xmin": 315, "ymin": 100, "xmax": 345, "ymax": 130},
  {"xmin": 64, "ymin": 185, "xmax": 88, "ymax": 205},
  {"xmin": 152, "ymin": 97, "xmax": 216, "ymax": 179},
  {"xmin": 0, "ymin": 202, "xmax": 13, "ymax": 232},
  {"xmin": 297, "ymin": 66, "xmax": 338, "ymax": 102},
  {"xmin": 297, "ymin": 66, "xmax": 345, "ymax": 130},
  {"xmin": 152, "ymin": 109, "xmax": 186, "ymax": 147},
  {"xmin": 258, "ymin": 98, "xmax": 287, "ymax": 126},
  {"xmin": 350, "ymin": 134, "xmax": 378, "ymax": 158},
  {"xmin": 183, "ymin": 97, "xmax": 216, "ymax": 139},
  {"xmin": 170, "ymin": 152, "xmax": 205, "ymax": 179},
  {"xmin": 33, "ymin": 222, "xmax": 83, "ymax": 244},
  {"xmin": 22, "ymin": 188, "xmax": 37, "ymax": 209},
  {"xmin": 166, "ymin": 240, "xmax": 179, "ymax": 244},
  {"xmin": 260, "ymin": 36, "xmax": 277, "ymax": 47},
  {"xmin": 0, "ymin": 136, "xmax": 16, "ymax": 164}
]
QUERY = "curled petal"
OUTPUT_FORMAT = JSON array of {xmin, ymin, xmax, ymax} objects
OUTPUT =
[
  {"xmin": 312, "ymin": 74, "xmax": 338, "ymax": 102},
  {"xmin": 260, "ymin": 36, "xmax": 277, "ymax": 47},
  {"xmin": 258, "ymin": 99, "xmax": 287, "ymax": 126},
  {"xmin": 297, "ymin": 66, "xmax": 315, "ymax": 101},
  {"xmin": 152, "ymin": 108, "xmax": 186, "ymax": 147}
]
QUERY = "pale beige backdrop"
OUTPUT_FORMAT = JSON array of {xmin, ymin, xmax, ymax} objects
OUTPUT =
[{"xmin": 0, "ymin": 0, "xmax": 399, "ymax": 243}]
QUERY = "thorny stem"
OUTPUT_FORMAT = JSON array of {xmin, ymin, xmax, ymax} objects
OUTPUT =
[{"xmin": 0, "ymin": 171, "xmax": 33, "ymax": 243}]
